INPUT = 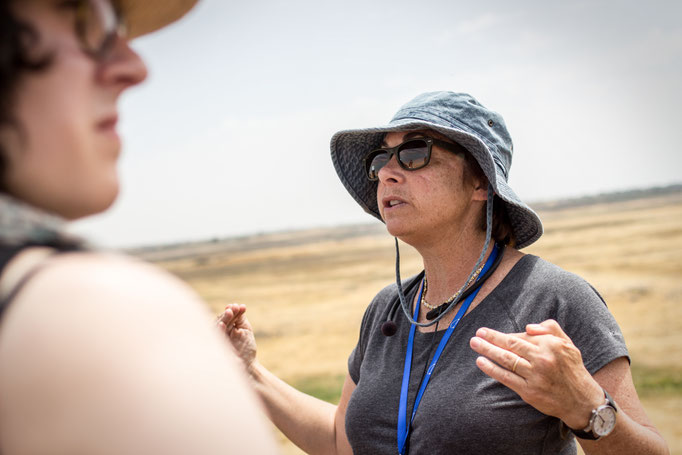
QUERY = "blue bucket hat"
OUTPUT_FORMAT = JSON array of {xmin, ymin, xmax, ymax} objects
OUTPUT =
[{"xmin": 330, "ymin": 91, "xmax": 543, "ymax": 249}]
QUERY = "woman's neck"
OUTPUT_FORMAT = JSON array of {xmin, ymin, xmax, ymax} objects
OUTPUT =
[{"xmin": 416, "ymin": 230, "xmax": 493, "ymax": 307}]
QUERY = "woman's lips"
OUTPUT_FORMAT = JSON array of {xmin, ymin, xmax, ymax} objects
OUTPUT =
[
  {"xmin": 96, "ymin": 115, "xmax": 120, "ymax": 139},
  {"xmin": 97, "ymin": 115, "xmax": 117, "ymax": 128},
  {"xmin": 382, "ymin": 196, "xmax": 407, "ymax": 210},
  {"xmin": 95, "ymin": 115, "xmax": 121, "ymax": 158}
]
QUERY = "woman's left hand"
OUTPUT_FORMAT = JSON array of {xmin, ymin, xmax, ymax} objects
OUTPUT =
[{"xmin": 469, "ymin": 319, "xmax": 604, "ymax": 429}]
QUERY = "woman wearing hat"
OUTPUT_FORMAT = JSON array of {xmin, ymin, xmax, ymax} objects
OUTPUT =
[
  {"xmin": 0, "ymin": 0, "xmax": 278, "ymax": 453},
  {"xmin": 220, "ymin": 92, "xmax": 668, "ymax": 454}
]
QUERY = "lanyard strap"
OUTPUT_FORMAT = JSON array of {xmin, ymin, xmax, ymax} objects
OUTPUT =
[{"xmin": 397, "ymin": 244, "xmax": 499, "ymax": 454}]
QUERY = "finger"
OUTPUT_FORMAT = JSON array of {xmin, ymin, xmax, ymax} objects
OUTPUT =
[
  {"xmin": 230, "ymin": 309, "xmax": 249, "ymax": 329},
  {"xmin": 223, "ymin": 303, "xmax": 245, "ymax": 314},
  {"xmin": 536, "ymin": 319, "xmax": 570, "ymax": 340},
  {"xmin": 470, "ymin": 336, "xmax": 531, "ymax": 377},
  {"xmin": 216, "ymin": 309, "xmax": 232, "ymax": 324},
  {"xmin": 217, "ymin": 321, "xmax": 232, "ymax": 337},
  {"xmin": 219, "ymin": 305, "xmax": 245, "ymax": 325},
  {"xmin": 525, "ymin": 323, "xmax": 553, "ymax": 336},
  {"xmin": 475, "ymin": 356, "xmax": 527, "ymax": 392},
  {"xmin": 474, "ymin": 327, "xmax": 538, "ymax": 360},
  {"xmin": 218, "ymin": 308, "xmax": 236, "ymax": 325}
]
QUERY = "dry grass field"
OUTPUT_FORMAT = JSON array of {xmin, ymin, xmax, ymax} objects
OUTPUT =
[{"xmin": 140, "ymin": 190, "xmax": 682, "ymax": 454}]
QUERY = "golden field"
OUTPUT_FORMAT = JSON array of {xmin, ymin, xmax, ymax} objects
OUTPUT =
[{"xmin": 140, "ymin": 190, "xmax": 682, "ymax": 454}]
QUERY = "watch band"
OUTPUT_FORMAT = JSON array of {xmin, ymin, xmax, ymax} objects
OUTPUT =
[
  {"xmin": 570, "ymin": 389, "xmax": 617, "ymax": 440},
  {"xmin": 571, "ymin": 425, "xmax": 599, "ymax": 440}
]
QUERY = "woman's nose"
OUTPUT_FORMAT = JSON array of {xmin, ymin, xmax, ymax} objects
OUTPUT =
[
  {"xmin": 97, "ymin": 37, "xmax": 148, "ymax": 89},
  {"xmin": 377, "ymin": 154, "xmax": 404, "ymax": 184}
]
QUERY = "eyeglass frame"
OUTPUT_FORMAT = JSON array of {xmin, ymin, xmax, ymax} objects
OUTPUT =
[
  {"xmin": 362, "ymin": 136, "xmax": 466, "ymax": 181},
  {"xmin": 74, "ymin": 0, "xmax": 127, "ymax": 61}
]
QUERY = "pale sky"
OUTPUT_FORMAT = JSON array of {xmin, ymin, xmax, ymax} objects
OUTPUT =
[{"xmin": 70, "ymin": 0, "xmax": 682, "ymax": 248}]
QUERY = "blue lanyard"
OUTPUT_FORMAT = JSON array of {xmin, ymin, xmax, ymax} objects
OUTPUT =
[{"xmin": 397, "ymin": 245, "xmax": 499, "ymax": 455}]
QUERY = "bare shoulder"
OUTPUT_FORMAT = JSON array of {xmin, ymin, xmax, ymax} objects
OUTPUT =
[
  {"xmin": 0, "ymin": 250, "xmax": 213, "ymax": 357},
  {"xmin": 0, "ymin": 250, "xmax": 217, "ymax": 363},
  {"xmin": 0, "ymin": 251, "xmax": 279, "ymax": 454},
  {"xmin": 5, "ymin": 250, "xmax": 203, "ymax": 308}
]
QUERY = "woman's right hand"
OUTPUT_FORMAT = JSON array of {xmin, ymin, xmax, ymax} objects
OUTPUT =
[{"xmin": 217, "ymin": 303, "xmax": 257, "ymax": 373}]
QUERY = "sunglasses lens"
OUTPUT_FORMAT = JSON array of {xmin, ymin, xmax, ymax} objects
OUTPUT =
[
  {"xmin": 366, "ymin": 151, "xmax": 391, "ymax": 180},
  {"xmin": 397, "ymin": 140, "xmax": 430, "ymax": 169}
]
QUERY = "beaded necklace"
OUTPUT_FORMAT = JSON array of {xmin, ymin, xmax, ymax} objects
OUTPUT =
[{"xmin": 420, "ymin": 262, "xmax": 486, "ymax": 310}]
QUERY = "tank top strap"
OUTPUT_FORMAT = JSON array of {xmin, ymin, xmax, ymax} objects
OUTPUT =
[{"xmin": 0, "ymin": 241, "xmax": 83, "ymax": 321}]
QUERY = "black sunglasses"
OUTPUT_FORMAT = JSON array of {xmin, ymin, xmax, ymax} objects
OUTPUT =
[
  {"xmin": 363, "ymin": 137, "xmax": 465, "ymax": 181},
  {"xmin": 74, "ymin": 0, "xmax": 127, "ymax": 61}
]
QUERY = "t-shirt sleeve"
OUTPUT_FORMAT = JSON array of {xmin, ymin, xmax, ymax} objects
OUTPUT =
[
  {"xmin": 512, "ymin": 257, "xmax": 629, "ymax": 375},
  {"xmin": 347, "ymin": 283, "xmax": 397, "ymax": 384},
  {"xmin": 348, "ymin": 306, "xmax": 371, "ymax": 385},
  {"xmin": 554, "ymin": 276, "xmax": 630, "ymax": 374},
  {"xmin": 506, "ymin": 257, "xmax": 629, "ymax": 376}
]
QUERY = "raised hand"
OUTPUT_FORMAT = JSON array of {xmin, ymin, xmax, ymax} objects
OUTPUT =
[
  {"xmin": 469, "ymin": 319, "xmax": 604, "ymax": 430},
  {"xmin": 217, "ymin": 303, "xmax": 258, "ymax": 373}
]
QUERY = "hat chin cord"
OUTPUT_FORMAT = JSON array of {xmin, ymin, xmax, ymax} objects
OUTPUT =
[{"xmin": 394, "ymin": 185, "xmax": 495, "ymax": 328}]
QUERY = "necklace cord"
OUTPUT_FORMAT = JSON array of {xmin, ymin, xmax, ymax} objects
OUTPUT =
[
  {"xmin": 420, "ymin": 260, "xmax": 485, "ymax": 310},
  {"xmin": 425, "ymin": 243, "xmax": 505, "ymax": 320}
]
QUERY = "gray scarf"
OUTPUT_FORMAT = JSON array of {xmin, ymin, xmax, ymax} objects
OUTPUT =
[{"xmin": 0, "ymin": 193, "xmax": 85, "ymax": 248}]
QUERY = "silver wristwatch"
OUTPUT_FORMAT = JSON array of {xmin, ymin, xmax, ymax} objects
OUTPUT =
[{"xmin": 571, "ymin": 389, "xmax": 618, "ymax": 440}]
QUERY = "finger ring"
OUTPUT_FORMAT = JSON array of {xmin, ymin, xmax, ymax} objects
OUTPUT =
[{"xmin": 511, "ymin": 355, "xmax": 521, "ymax": 374}]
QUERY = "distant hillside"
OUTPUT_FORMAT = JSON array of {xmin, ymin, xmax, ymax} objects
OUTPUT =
[
  {"xmin": 130, "ymin": 223, "xmax": 386, "ymax": 263},
  {"xmin": 530, "ymin": 184, "xmax": 682, "ymax": 211},
  {"xmin": 130, "ymin": 183, "xmax": 682, "ymax": 262}
]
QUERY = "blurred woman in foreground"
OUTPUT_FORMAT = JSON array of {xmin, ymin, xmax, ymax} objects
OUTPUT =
[
  {"xmin": 0, "ymin": 0, "xmax": 277, "ymax": 453},
  {"xmin": 219, "ymin": 92, "xmax": 668, "ymax": 454}
]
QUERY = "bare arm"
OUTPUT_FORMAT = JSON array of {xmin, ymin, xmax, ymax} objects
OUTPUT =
[
  {"xmin": 251, "ymin": 365, "xmax": 355, "ymax": 455},
  {"xmin": 0, "ymin": 252, "xmax": 279, "ymax": 455},
  {"xmin": 470, "ymin": 320, "xmax": 669, "ymax": 455},
  {"xmin": 219, "ymin": 304, "xmax": 354, "ymax": 455},
  {"xmin": 579, "ymin": 357, "xmax": 668, "ymax": 455}
]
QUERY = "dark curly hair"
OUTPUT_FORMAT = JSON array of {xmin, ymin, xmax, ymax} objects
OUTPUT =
[{"xmin": 0, "ymin": 0, "xmax": 52, "ymax": 193}]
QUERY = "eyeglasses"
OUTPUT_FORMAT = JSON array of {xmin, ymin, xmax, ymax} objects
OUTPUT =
[
  {"xmin": 74, "ymin": 0, "xmax": 127, "ymax": 61},
  {"xmin": 362, "ymin": 137, "xmax": 465, "ymax": 181}
]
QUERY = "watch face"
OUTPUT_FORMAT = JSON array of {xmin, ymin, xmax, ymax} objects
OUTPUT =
[{"xmin": 593, "ymin": 406, "xmax": 617, "ymax": 436}]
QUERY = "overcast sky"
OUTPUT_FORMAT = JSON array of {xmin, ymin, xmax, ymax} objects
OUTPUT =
[{"xmin": 70, "ymin": 0, "xmax": 682, "ymax": 248}]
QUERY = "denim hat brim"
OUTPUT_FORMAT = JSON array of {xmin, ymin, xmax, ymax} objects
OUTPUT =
[{"xmin": 330, "ymin": 118, "xmax": 543, "ymax": 249}]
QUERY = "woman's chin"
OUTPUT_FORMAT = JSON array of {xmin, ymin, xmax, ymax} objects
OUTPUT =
[
  {"xmin": 385, "ymin": 221, "xmax": 416, "ymax": 242},
  {"xmin": 63, "ymin": 183, "xmax": 119, "ymax": 220},
  {"xmin": 90, "ymin": 184, "xmax": 119, "ymax": 216}
]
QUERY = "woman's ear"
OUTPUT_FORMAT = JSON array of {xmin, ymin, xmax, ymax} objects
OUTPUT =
[{"xmin": 471, "ymin": 178, "xmax": 489, "ymax": 202}]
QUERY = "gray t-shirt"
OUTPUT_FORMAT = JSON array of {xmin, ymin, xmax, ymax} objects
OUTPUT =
[{"xmin": 346, "ymin": 255, "xmax": 629, "ymax": 455}]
